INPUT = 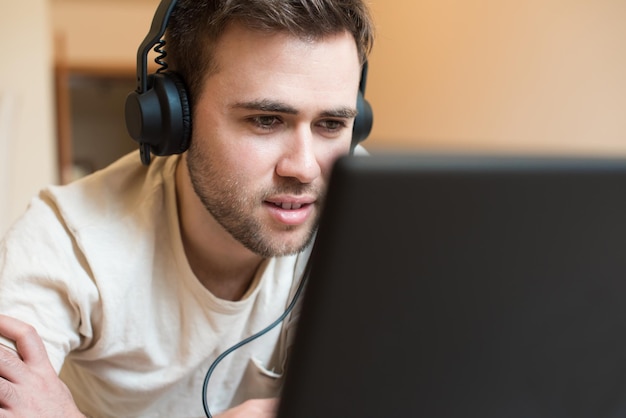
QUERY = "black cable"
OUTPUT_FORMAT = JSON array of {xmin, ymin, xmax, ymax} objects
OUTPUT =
[
  {"xmin": 154, "ymin": 40, "xmax": 169, "ymax": 73},
  {"xmin": 202, "ymin": 267, "xmax": 310, "ymax": 417}
]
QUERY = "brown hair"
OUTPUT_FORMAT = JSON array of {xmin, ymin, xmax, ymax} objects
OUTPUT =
[{"xmin": 165, "ymin": 0, "xmax": 375, "ymax": 110}]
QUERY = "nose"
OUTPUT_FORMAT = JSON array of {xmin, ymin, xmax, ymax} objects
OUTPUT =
[{"xmin": 275, "ymin": 127, "xmax": 322, "ymax": 184}]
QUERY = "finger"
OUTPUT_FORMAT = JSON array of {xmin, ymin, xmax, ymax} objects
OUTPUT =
[
  {"xmin": 0, "ymin": 375, "xmax": 19, "ymax": 410},
  {"xmin": 0, "ymin": 315, "xmax": 48, "ymax": 367},
  {"xmin": 0, "ymin": 344, "xmax": 19, "ymax": 360},
  {"xmin": 0, "ymin": 345, "xmax": 26, "ymax": 383}
]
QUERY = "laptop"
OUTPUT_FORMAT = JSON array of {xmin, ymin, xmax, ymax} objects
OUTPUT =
[{"xmin": 276, "ymin": 152, "xmax": 626, "ymax": 418}]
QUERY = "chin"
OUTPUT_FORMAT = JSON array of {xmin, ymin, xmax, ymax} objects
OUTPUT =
[{"xmin": 254, "ymin": 229, "xmax": 316, "ymax": 258}]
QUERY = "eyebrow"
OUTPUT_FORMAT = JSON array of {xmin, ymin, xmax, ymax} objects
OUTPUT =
[
  {"xmin": 231, "ymin": 99, "xmax": 358, "ymax": 119},
  {"xmin": 321, "ymin": 107, "xmax": 359, "ymax": 119}
]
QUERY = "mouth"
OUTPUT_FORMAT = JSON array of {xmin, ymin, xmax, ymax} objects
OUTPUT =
[
  {"xmin": 265, "ymin": 194, "xmax": 315, "ymax": 209},
  {"xmin": 270, "ymin": 201, "xmax": 306, "ymax": 210},
  {"xmin": 264, "ymin": 197, "xmax": 316, "ymax": 226}
]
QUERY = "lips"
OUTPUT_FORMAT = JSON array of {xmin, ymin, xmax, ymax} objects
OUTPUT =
[
  {"xmin": 265, "ymin": 195, "xmax": 315, "ymax": 208},
  {"xmin": 265, "ymin": 197, "xmax": 315, "ymax": 226}
]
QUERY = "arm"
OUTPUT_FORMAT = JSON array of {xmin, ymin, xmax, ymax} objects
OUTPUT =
[
  {"xmin": 0, "ymin": 315, "xmax": 279, "ymax": 418},
  {"xmin": 214, "ymin": 398, "xmax": 279, "ymax": 418},
  {"xmin": 0, "ymin": 315, "xmax": 85, "ymax": 418}
]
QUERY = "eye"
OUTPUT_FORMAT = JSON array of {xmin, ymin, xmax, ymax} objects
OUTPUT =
[
  {"xmin": 249, "ymin": 115, "xmax": 282, "ymax": 131},
  {"xmin": 317, "ymin": 119, "xmax": 348, "ymax": 134}
]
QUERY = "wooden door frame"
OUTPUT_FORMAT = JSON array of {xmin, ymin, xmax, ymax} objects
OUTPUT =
[{"xmin": 53, "ymin": 32, "xmax": 138, "ymax": 184}]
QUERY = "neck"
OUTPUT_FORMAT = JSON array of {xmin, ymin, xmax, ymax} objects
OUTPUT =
[{"xmin": 175, "ymin": 155, "xmax": 264, "ymax": 301}]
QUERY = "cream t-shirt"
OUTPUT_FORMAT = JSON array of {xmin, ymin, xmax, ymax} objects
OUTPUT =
[{"xmin": 0, "ymin": 151, "xmax": 310, "ymax": 417}]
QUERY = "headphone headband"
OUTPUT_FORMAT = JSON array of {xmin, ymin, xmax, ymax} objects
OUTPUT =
[{"xmin": 134, "ymin": 0, "xmax": 178, "ymax": 94}]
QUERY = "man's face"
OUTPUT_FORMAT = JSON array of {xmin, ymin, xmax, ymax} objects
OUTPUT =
[{"xmin": 186, "ymin": 23, "xmax": 361, "ymax": 257}]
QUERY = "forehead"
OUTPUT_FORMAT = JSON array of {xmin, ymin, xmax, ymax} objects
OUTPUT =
[{"xmin": 201, "ymin": 23, "xmax": 361, "ymax": 109}]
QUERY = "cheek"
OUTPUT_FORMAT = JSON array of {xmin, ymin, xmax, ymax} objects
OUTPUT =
[{"xmin": 318, "ymin": 140, "xmax": 353, "ymax": 178}]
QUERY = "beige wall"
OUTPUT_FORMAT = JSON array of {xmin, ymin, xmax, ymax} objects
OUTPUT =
[
  {"xmin": 366, "ymin": 0, "xmax": 626, "ymax": 155},
  {"xmin": 1, "ymin": 0, "xmax": 56, "ymax": 236},
  {"xmin": 52, "ymin": 0, "xmax": 159, "ymax": 68}
]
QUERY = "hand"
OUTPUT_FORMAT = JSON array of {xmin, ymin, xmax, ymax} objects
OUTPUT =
[
  {"xmin": 0, "ymin": 315, "xmax": 85, "ymax": 418},
  {"xmin": 214, "ymin": 398, "xmax": 278, "ymax": 418}
]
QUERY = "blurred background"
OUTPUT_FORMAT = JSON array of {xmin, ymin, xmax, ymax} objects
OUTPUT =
[{"xmin": 2, "ymin": 0, "xmax": 626, "ymax": 235}]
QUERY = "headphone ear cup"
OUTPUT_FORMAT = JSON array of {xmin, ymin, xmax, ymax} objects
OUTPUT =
[
  {"xmin": 165, "ymin": 72, "xmax": 192, "ymax": 154},
  {"xmin": 125, "ymin": 71, "xmax": 192, "ymax": 158},
  {"xmin": 351, "ymin": 90, "xmax": 373, "ymax": 151}
]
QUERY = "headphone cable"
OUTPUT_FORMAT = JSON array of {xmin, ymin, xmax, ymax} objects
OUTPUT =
[{"xmin": 202, "ymin": 266, "xmax": 310, "ymax": 418}]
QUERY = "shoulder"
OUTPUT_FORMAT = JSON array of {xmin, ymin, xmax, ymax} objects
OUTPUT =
[
  {"xmin": 45, "ymin": 152, "xmax": 179, "ymax": 231},
  {"xmin": 353, "ymin": 144, "xmax": 369, "ymax": 156},
  {"xmin": 2, "ymin": 151, "xmax": 181, "ymax": 265}
]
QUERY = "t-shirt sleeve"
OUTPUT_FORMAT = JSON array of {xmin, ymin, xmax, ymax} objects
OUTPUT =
[{"xmin": 0, "ymin": 192, "xmax": 100, "ymax": 372}]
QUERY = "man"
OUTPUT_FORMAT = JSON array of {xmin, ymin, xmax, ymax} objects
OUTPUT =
[{"xmin": 0, "ymin": 0, "xmax": 374, "ymax": 417}]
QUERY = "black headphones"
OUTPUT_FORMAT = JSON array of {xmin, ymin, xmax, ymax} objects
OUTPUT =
[{"xmin": 125, "ymin": 0, "xmax": 373, "ymax": 166}]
